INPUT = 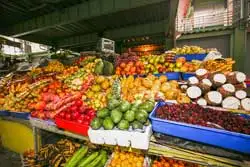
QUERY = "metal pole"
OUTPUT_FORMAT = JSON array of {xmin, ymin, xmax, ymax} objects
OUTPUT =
[{"xmin": 240, "ymin": 0, "xmax": 244, "ymax": 19}]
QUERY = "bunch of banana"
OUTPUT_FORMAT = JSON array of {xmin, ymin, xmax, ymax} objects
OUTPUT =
[
  {"xmin": 23, "ymin": 139, "xmax": 80, "ymax": 167},
  {"xmin": 202, "ymin": 58, "xmax": 235, "ymax": 73}
]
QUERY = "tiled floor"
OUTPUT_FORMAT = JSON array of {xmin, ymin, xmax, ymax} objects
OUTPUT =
[{"xmin": 0, "ymin": 147, "xmax": 22, "ymax": 167}]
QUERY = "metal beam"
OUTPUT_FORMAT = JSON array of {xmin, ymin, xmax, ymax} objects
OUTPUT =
[
  {"xmin": 3, "ymin": 0, "xmax": 166, "ymax": 37},
  {"xmin": 178, "ymin": 30, "xmax": 233, "ymax": 40},
  {"xmin": 56, "ymin": 20, "xmax": 167, "ymax": 48}
]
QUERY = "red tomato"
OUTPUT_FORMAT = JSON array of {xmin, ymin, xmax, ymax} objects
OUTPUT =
[{"xmin": 75, "ymin": 99, "xmax": 83, "ymax": 107}]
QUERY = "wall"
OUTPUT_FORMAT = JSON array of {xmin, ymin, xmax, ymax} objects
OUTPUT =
[
  {"xmin": 246, "ymin": 33, "xmax": 250, "ymax": 75},
  {"xmin": 177, "ymin": 35, "xmax": 231, "ymax": 57}
]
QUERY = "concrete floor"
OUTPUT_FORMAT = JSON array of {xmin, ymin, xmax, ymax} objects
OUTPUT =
[{"xmin": 0, "ymin": 147, "xmax": 22, "ymax": 167}]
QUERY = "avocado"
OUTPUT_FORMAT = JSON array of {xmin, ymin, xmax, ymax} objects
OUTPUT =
[
  {"xmin": 97, "ymin": 108, "xmax": 110, "ymax": 118},
  {"xmin": 91, "ymin": 118, "xmax": 103, "ymax": 130},
  {"xmin": 139, "ymin": 101, "xmax": 155, "ymax": 113},
  {"xmin": 132, "ymin": 121, "xmax": 143, "ymax": 130},
  {"xmin": 103, "ymin": 117, "xmax": 114, "ymax": 130},
  {"xmin": 94, "ymin": 60, "xmax": 104, "ymax": 75},
  {"xmin": 111, "ymin": 108, "xmax": 123, "ymax": 124},
  {"xmin": 119, "ymin": 100, "xmax": 131, "ymax": 112},
  {"xmin": 124, "ymin": 110, "xmax": 135, "ymax": 122},
  {"xmin": 117, "ymin": 120, "xmax": 129, "ymax": 130},
  {"xmin": 135, "ymin": 110, "xmax": 148, "ymax": 123},
  {"xmin": 108, "ymin": 99, "xmax": 121, "ymax": 110}
]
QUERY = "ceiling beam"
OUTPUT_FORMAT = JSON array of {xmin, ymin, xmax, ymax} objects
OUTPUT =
[
  {"xmin": 2, "ymin": 0, "xmax": 166, "ymax": 38},
  {"xmin": 56, "ymin": 20, "xmax": 167, "ymax": 48}
]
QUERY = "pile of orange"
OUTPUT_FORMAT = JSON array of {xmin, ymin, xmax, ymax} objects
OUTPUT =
[
  {"xmin": 152, "ymin": 157, "xmax": 199, "ymax": 167},
  {"xmin": 108, "ymin": 151, "xmax": 144, "ymax": 167}
]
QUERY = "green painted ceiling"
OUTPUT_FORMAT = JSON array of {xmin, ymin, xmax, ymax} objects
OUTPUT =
[{"xmin": 0, "ymin": 0, "xmax": 178, "ymax": 51}]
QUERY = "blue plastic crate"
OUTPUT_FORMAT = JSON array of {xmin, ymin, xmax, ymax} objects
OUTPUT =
[
  {"xmin": 149, "ymin": 102, "xmax": 250, "ymax": 154},
  {"xmin": 182, "ymin": 73, "xmax": 196, "ymax": 80},
  {"xmin": 0, "ymin": 110, "xmax": 10, "ymax": 116},
  {"xmin": 175, "ymin": 54, "xmax": 207, "ymax": 61},
  {"xmin": 154, "ymin": 72, "xmax": 181, "ymax": 80},
  {"xmin": 10, "ymin": 112, "xmax": 30, "ymax": 120}
]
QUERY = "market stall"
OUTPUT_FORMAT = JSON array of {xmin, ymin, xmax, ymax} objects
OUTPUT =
[{"xmin": 0, "ymin": 45, "xmax": 250, "ymax": 167}]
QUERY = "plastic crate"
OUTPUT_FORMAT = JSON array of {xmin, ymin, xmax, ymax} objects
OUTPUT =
[
  {"xmin": 55, "ymin": 117, "xmax": 89, "ymax": 136},
  {"xmin": 175, "ymin": 54, "xmax": 207, "ymax": 61},
  {"xmin": 149, "ymin": 102, "xmax": 250, "ymax": 154},
  {"xmin": 181, "ymin": 72, "xmax": 196, "ymax": 80},
  {"xmin": 88, "ymin": 125, "xmax": 152, "ymax": 150},
  {"xmin": 0, "ymin": 110, "xmax": 10, "ymax": 116},
  {"xmin": 154, "ymin": 72, "xmax": 181, "ymax": 80},
  {"xmin": 10, "ymin": 112, "xmax": 30, "ymax": 120}
]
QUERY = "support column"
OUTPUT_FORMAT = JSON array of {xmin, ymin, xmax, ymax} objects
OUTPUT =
[
  {"xmin": 233, "ymin": 27, "xmax": 247, "ymax": 72},
  {"xmin": 165, "ymin": 0, "xmax": 179, "ymax": 50}
]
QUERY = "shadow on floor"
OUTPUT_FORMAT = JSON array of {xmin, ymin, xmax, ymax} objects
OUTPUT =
[{"xmin": 0, "ymin": 147, "xmax": 22, "ymax": 167}]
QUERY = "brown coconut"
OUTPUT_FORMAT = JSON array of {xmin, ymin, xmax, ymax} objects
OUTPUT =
[
  {"xmin": 195, "ymin": 69, "xmax": 209, "ymax": 80},
  {"xmin": 217, "ymin": 83, "xmax": 235, "ymax": 98},
  {"xmin": 226, "ymin": 71, "xmax": 246, "ymax": 84},
  {"xmin": 222, "ymin": 96, "xmax": 241, "ymax": 110},
  {"xmin": 241, "ymin": 98, "xmax": 250, "ymax": 111},
  {"xmin": 204, "ymin": 91, "xmax": 223, "ymax": 106}
]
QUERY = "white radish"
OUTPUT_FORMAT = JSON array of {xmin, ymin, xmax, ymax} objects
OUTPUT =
[
  {"xmin": 235, "ymin": 90, "xmax": 247, "ymax": 100},
  {"xmin": 222, "ymin": 96, "xmax": 240, "ymax": 110},
  {"xmin": 205, "ymin": 91, "xmax": 223, "ymax": 106},
  {"xmin": 241, "ymin": 98, "xmax": 250, "ymax": 111},
  {"xmin": 186, "ymin": 86, "xmax": 202, "ymax": 99}
]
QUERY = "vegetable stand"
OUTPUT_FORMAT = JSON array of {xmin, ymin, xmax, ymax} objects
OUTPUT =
[{"xmin": 0, "ymin": 46, "xmax": 249, "ymax": 167}]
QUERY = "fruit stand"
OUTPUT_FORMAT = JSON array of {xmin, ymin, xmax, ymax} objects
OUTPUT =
[{"xmin": 0, "ymin": 46, "xmax": 250, "ymax": 167}]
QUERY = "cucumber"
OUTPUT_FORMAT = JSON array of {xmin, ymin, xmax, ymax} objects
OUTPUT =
[
  {"xmin": 100, "ymin": 153, "xmax": 108, "ymax": 166},
  {"xmin": 65, "ymin": 146, "xmax": 88, "ymax": 167},
  {"xmin": 78, "ymin": 152, "xmax": 99, "ymax": 167},
  {"xmin": 88, "ymin": 150, "xmax": 107, "ymax": 167}
]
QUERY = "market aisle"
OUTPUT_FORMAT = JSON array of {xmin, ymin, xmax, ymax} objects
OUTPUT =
[{"xmin": 0, "ymin": 147, "xmax": 22, "ymax": 167}]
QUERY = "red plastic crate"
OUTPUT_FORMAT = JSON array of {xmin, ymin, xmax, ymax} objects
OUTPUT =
[{"xmin": 55, "ymin": 117, "xmax": 89, "ymax": 136}]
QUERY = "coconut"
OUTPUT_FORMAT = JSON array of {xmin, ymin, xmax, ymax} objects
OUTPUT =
[
  {"xmin": 210, "ymin": 73, "xmax": 227, "ymax": 88},
  {"xmin": 180, "ymin": 84, "xmax": 188, "ymax": 93},
  {"xmin": 195, "ymin": 69, "xmax": 208, "ymax": 80},
  {"xmin": 222, "ymin": 96, "xmax": 240, "ymax": 110},
  {"xmin": 241, "ymin": 98, "xmax": 250, "ymax": 111},
  {"xmin": 234, "ymin": 82, "xmax": 247, "ymax": 90},
  {"xmin": 188, "ymin": 76, "xmax": 199, "ymax": 85},
  {"xmin": 235, "ymin": 90, "xmax": 247, "ymax": 100},
  {"xmin": 227, "ymin": 71, "xmax": 246, "ymax": 84},
  {"xmin": 198, "ymin": 83, "xmax": 211, "ymax": 94},
  {"xmin": 196, "ymin": 98, "xmax": 207, "ymax": 106},
  {"xmin": 217, "ymin": 83, "xmax": 235, "ymax": 97},
  {"xmin": 186, "ymin": 86, "xmax": 202, "ymax": 99},
  {"xmin": 204, "ymin": 91, "xmax": 223, "ymax": 106},
  {"xmin": 201, "ymin": 78, "xmax": 212, "ymax": 87}
]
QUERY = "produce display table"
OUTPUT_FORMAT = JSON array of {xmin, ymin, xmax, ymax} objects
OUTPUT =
[
  {"xmin": 30, "ymin": 118, "xmax": 88, "ymax": 153},
  {"xmin": 27, "ymin": 118, "xmax": 250, "ymax": 167}
]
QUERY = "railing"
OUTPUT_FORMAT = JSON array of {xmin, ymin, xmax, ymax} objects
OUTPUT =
[{"xmin": 176, "ymin": 11, "xmax": 235, "ymax": 33}]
